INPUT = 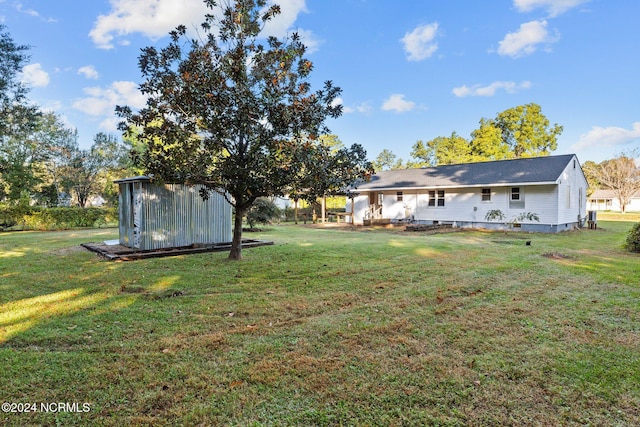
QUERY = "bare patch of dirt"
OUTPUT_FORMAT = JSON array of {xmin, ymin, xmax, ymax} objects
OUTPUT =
[
  {"xmin": 542, "ymin": 252, "xmax": 573, "ymax": 260},
  {"xmin": 49, "ymin": 246, "xmax": 89, "ymax": 256}
]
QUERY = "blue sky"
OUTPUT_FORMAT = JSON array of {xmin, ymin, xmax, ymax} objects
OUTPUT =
[{"xmin": 2, "ymin": 0, "xmax": 639, "ymax": 164}]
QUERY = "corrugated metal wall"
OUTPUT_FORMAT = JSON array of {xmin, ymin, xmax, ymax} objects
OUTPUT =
[
  {"xmin": 118, "ymin": 180, "xmax": 232, "ymax": 250},
  {"xmin": 118, "ymin": 182, "xmax": 133, "ymax": 247}
]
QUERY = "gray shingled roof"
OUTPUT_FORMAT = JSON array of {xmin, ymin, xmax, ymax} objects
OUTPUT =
[{"xmin": 354, "ymin": 154, "xmax": 577, "ymax": 191}]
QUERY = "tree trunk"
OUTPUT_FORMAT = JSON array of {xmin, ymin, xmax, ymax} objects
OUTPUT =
[
  {"xmin": 229, "ymin": 205, "xmax": 245, "ymax": 260},
  {"xmin": 78, "ymin": 194, "xmax": 87, "ymax": 208}
]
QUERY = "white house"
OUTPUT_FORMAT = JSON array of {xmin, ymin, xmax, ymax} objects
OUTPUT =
[
  {"xmin": 347, "ymin": 154, "xmax": 589, "ymax": 232},
  {"xmin": 587, "ymin": 189, "xmax": 640, "ymax": 212}
]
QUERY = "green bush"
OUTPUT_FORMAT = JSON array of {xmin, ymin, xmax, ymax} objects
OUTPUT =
[
  {"xmin": 0, "ymin": 205, "xmax": 117, "ymax": 231},
  {"xmin": 246, "ymin": 198, "xmax": 280, "ymax": 229},
  {"xmin": 0, "ymin": 201, "xmax": 33, "ymax": 230},
  {"xmin": 625, "ymin": 222, "xmax": 640, "ymax": 253}
]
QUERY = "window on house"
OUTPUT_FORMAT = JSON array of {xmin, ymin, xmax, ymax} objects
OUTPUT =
[
  {"xmin": 377, "ymin": 193, "xmax": 383, "ymax": 205},
  {"xmin": 428, "ymin": 190, "xmax": 445, "ymax": 207},
  {"xmin": 396, "ymin": 191, "xmax": 403, "ymax": 202},
  {"xmin": 566, "ymin": 186, "xmax": 571, "ymax": 209},
  {"xmin": 481, "ymin": 188, "xmax": 491, "ymax": 202},
  {"xmin": 510, "ymin": 187, "xmax": 525, "ymax": 209},
  {"xmin": 511, "ymin": 187, "xmax": 520, "ymax": 201}
]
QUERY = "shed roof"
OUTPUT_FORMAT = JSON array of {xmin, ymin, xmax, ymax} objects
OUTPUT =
[
  {"xmin": 113, "ymin": 176, "xmax": 152, "ymax": 184},
  {"xmin": 353, "ymin": 154, "xmax": 578, "ymax": 191}
]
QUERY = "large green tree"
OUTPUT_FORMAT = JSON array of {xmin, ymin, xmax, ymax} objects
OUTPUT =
[
  {"xmin": 469, "ymin": 118, "xmax": 511, "ymax": 161},
  {"xmin": 60, "ymin": 133, "xmax": 126, "ymax": 208},
  {"xmin": 0, "ymin": 24, "xmax": 31, "ymax": 125},
  {"xmin": 409, "ymin": 103, "xmax": 562, "ymax": 167},
  {"xmin": 117, "ymin": 0, "xmax": 368, "ymax": 259},
  {"xmin": 372, "ymin": 149, "xmax": 404, "ymax": 171},
  {"xmin": 411, "ymin": 131, "xmax": 472, "ymax": 166},
  {"xmin": 0, "ymin": 110, "xmax": 75, "ymax": 202},
  {"xmin": 0, "ymin": 25, "xmax": 44, "ymax": 200},
  {"xmin": 581, "ymin": 160, "xmax": 600, "ymax": 196},
  {"xmin": 290, "ymin": 135, "xmax": 371, "ymax": 218},
  {"xmin": 493, "ymin": 103, "xmax": 562, "ymax": 158}
]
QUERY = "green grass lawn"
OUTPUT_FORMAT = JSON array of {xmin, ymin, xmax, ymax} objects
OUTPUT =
[{"xmin": 1, "ymin": 222, "xmax": 638, "ymax": 426}]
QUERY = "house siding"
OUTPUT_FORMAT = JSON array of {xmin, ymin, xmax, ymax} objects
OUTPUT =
[
  {"xmin": 557, "ymin": 158, "xmax": 589, "ymax": 225},
  {"xmin": 347, "ymin": 155, "xmax": 588, "ymax": 232},
  {"xmin": 354, "ymin": 185, "xmax": 560, "ymax": 226}
]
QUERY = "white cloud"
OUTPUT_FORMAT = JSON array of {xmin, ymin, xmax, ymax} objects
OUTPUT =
[
  {"xmin": 20, "ymin": 63, "xmax": 50, "ymax": 87},
  {"xmin": 333, "ymin": 98, "xmax": 371, "ymax": 114},
  {"xmin": 90, "ymin": 0, "xmax": 314, "ymax": 50},
  {"xmin": 14, "ymin": 2, "xmax": 56, "ymax": 22},
  {"xmin": 295, "ymin": 28, "xmax": 321, "ymax": 54},
  {"xmin": 355, "ymin": 102, "xmax": 372, "ymax": 114},
  {"xmin": 89, "ymin": 0, "xmax": 212, "ymax": 49},
  {"xmin": 572, "ymin": 122, "xmax": 640, "ymax": 151},
  {"xmin": 452, "ymin": 80, "xmax": 532, "ymax": 97},
  {"xmin": 40, "ymin": 100, "xmax": 64, "ymax": 113},
  {"xmin": 262, "ymin": 0, "xmax": 308, "ymax": 38},
  {"xmin": 15, "ymin": 3, "xmax": 39, "ymax": 17},
  {"xmin": 381, "ymin": 94, "xmax": 416, "ymax": 113},
  {"xmin": 497, "ymin": 20, "xmax": 559, "ymax": 58},
  {"xmin": 513, "ymin": 0, "xmax": 589, "ymax": 17},
  {"xmin": 78, "ymin": 65, "xmax": 99, "ymax": 80},
  {"xmin": 98, "ymin": 116, "xmax": 121, "ymax": 133},
  {"xmin": 401, "ymin": 23, "xmax": 439, "ymax": 61},
  {"xmin": 73, "ymin": 81, "xmax": 146, "ymax": 132}
]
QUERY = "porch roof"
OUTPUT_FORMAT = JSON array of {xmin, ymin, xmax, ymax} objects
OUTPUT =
[{"xmin": 589, "ymin": 189, "xmax": 640, "ymax": 199}]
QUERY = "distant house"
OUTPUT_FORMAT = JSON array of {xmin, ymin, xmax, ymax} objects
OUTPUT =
[
  {"xmin": 114, "ymin": 177, "xmax": 232, "ymax": 250},
  {"xmin": 587, "ymin": 189, "xmax": 640, "ymax": 212},
  {"xmin": 89, "ymin": 195, "xmax": 106, "ymax": 207},
  {"xmin": 57, "ymin": 192, "xmax": 72, "ymax": 207},
  {"xmin": 347, "ymin": 154, "xmax": 589, "ymax": 232}
]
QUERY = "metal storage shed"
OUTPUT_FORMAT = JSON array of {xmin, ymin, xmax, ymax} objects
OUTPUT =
[{"xmin": 115, "ymin": 176, "xmax": 232, "ymax": 250}]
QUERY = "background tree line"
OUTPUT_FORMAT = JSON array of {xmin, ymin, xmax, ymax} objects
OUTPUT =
[
  {"xmin": 372, "ymin": 103, "xmax": 639, "ymax": 212},
  {"xmin": 372, "ymin": 103, "xmax": 563, "ymax": 170},
  {"xmin": 0, "ymin": 25, "xmax": 133, "ymax": 208},
  {"xmin": 582, "ymin": 151, "xmax": 640, "ymax": 213}
]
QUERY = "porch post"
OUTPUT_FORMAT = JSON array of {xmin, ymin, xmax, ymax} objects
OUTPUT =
[{"xmin": 351, "ymin": 195, "xmax": 355, "ymax": 224}]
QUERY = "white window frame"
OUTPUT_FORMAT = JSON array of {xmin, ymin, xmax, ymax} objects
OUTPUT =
[
  {"xmin": 509, "ymin": 187, "xmax": 525, "ymax": 209},
  {"xmin": 428, "ymin": 190, "xmax": 445, "ymax": 207}
]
